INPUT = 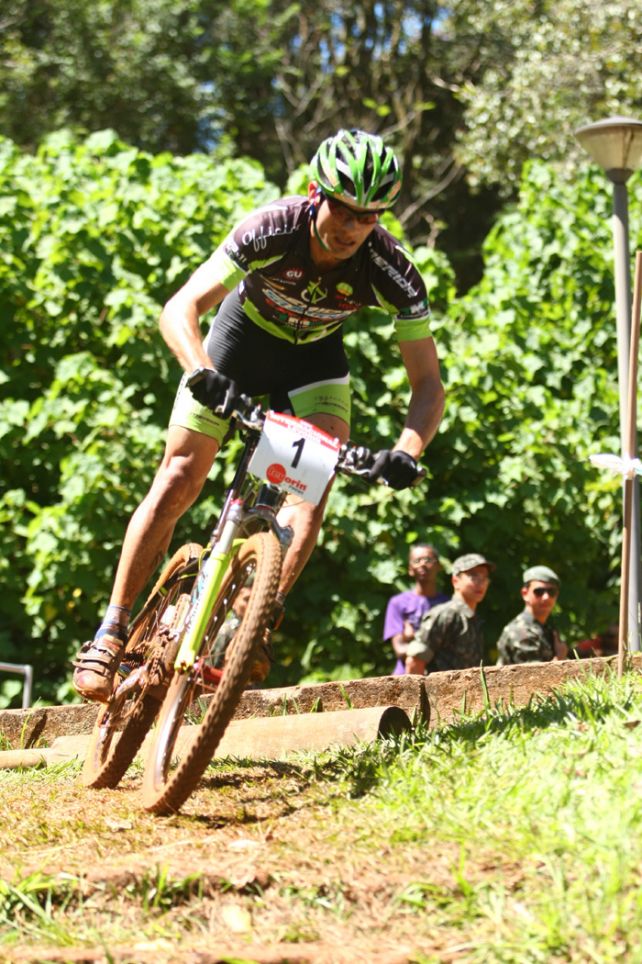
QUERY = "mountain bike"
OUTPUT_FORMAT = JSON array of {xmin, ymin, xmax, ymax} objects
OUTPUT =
[{"xmin": 82, "ymin": 382, "xmax": 397, "ymax": 814}]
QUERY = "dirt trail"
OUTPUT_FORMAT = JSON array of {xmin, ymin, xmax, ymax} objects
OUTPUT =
[{"xmin": 1, "ymin": 755, "xmax": 499, "ymax": 963}]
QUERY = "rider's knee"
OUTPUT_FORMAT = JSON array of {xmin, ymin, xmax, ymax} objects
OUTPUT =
[{"xmin": 152, "ymin": 455, "xmax": 207, "ymax": 513}]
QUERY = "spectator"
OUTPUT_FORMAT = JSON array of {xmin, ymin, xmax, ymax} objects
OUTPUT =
[
  {"xmin": 405, "ymin": 553, "xmax": 493, "ymax": 674},
  {"xmin": 574, "ymin": 623, "xmax": 618, "ymax": 659},
  {"xmin": 383, "ymin": 544, "xmax": 449, "ymax": 675},
  {"xmin": 497, "ymin": 565, "xmax": 568, "ymax": 665}
]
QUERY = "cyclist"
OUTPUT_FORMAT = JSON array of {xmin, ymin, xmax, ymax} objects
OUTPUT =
[{"xmin": 73, "ymin": 127, "xmax": 445, "ymax": 702}]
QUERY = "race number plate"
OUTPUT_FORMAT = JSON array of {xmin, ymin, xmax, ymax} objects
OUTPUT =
[{"xmin": 248, "ymin": 412, "xmax": 341, "ymax": 505}]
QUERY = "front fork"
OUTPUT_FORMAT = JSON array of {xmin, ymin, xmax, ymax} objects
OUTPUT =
[
  {"xmin": 173, "ymin": 506, "xmax": 245, "ymax": 673},
  {"xmin": 172, "ymin": 494, "xmax": 295, "ymax": 674}
]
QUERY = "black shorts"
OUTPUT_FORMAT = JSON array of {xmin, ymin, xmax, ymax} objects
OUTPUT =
[
  {"xmin": 169, "ymin": 288, "xmax": 351, "ymax": 443},
  {"xmin": 204, "ymin": 287, "xmax": 349, "ymax": 404}
]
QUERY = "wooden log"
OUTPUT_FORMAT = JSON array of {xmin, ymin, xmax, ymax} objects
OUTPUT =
[
  {"xmin": 211, "ymin": 705, "xmax": 412, "ymax": 760},
  {"xmin": 0, "ymin": 735, "xmax": 87, "ymax": 769},
  {"xmin": 1, "ymin": 655, "xmax": 638, "ymax": 753},
  {"xmin": 162, "ymin": 706, "xmax": 412, "ymax": 761},
  {"xmin": 0, "ymin": 674, "xmax": 429, "ymax": 749},
  {"xmin": 0, "ymin": 706, "xmax": 411, "ymax": 769}
]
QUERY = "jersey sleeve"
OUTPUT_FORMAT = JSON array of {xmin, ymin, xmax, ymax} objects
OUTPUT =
[
  {"xmin": 208, "ymin": 199, "xmax": 303, "ymax": 290},
  {"xmin": 369, "ymin": 233, "xmax": 433, "ymax": 342}
]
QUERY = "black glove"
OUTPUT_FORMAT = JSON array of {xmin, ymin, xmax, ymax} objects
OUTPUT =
[
  {"xmin": 364, "ymin": 449, "xmax": 420, "ymax": 490},
  {"xmin": 187, "ymin": 368, "xmax": 239, "ymax": 419}
]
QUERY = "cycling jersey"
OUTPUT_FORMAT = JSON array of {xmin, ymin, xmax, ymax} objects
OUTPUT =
[{"xmin": 208, "ymin": 196, "xmax": 431, "ymax": 345}]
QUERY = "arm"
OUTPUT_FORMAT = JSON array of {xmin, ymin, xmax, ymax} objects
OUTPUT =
[
  {"xmin": 159, "ymin": 251, "xmax": 232, "ymax": 373},
  {"xmin": 394, "ymin": 337, "xmax": 445, "ymax": 459},
  {"xmin": 383, "ymin": 597, "xmax": 415, "ymax": 659},
  {"xmin": 406, "ymin": 654, "xmax": 427, "ymax": 675},
  {"xmin": 405, "ymin": 607, "xmax": 449, "ymax": 674},
  {"xmin": 553, "ymin": 629, "xmax": 569, "ymax": 660},
  {"xmin": 391, "ymin": 620, "xmax": 416, "ymax": 659}
]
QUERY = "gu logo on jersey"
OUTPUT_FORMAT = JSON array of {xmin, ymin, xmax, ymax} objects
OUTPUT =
[
  {"xmin": 301, "ymin": 279, "xmax": 328, "ymax": 304},
  {"xmin": 285, "ymin": 268, "xmax": 304, "ymax": 281}
]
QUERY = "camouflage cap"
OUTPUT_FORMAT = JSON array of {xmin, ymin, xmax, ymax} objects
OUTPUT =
[
  {"xmin": 523, "ymin": 565, "xmax": 560, "ymax": 585},
  {"xmin": 452, "ymin": 553, "xmax": 495, "ymax": 575}
]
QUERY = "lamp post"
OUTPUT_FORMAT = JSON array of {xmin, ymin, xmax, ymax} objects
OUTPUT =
[{"xmin": 575, "ymin": 116, "xmax": 642, "ymax": 652}]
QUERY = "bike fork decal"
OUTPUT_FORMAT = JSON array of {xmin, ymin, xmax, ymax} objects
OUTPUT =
[{"xmin": 174, "ymin": 539, "xmax": 246, "ymax": 672}]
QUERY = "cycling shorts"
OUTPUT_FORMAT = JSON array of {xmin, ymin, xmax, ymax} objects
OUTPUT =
[{"xmin": 169, "ymin": 287, "xmax": 351, "ymax": 444}]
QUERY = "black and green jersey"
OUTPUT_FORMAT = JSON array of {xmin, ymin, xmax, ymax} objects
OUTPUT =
[{"xmin": 209, "ymin": 195, "xmax": 432, "ymax": 345}]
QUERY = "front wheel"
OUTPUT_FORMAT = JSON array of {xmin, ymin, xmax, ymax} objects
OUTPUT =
[
  {"xmin": 81, "ymin": 543, "xmax": 203, "ymax": 789},
  {"xmin": 141, "ymin": 531, "xmax": 282, "ymax": 815}
]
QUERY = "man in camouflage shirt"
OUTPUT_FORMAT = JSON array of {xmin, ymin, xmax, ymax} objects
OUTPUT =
[
  {"xmin": 405, "ymin": 553, "xmax": 493, "ymax": 674},
  {"xmin": 496, "ymin": 565, "xmax": 568, "ymax": 665}
]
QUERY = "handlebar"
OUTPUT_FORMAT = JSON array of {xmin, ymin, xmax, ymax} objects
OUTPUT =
[{"xmin": 186, "ymin": 372, "xmax": 425, "ymax": 487}]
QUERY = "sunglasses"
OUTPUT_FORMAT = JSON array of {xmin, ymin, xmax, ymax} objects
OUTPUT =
[
  {"xmin": 321, "ymin": 192, "xmax": 381, "ymax": 224},
  {"xmin": 532, "ymin": 586, "xmax": 558, "ymax": 598}
]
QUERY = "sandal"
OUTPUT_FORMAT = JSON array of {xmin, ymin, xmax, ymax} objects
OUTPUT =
[{"xmin": 72, "ymin": 633, "xmax": 125, "ymax": 703}]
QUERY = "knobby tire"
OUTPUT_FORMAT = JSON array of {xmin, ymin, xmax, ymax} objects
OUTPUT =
[
  {"xmin": 141, "ymin": 531, "xmax": 282, "ymax": 815},
  {"xmin": 81, "ymin": 542, "xmax": 203, "ymax": 789}
]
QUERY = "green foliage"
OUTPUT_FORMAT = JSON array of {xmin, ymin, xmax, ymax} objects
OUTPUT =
[
  {"xmin": 289, "ymin": 161, "xmax": 640, "ymax": 684},
  {"xmin": 0, "ymin": 0, "xmax": 214, "ymax": 154},
  {"xmin": 0, "ymin": 133, "xmax": 638, "ymax": 702},
  {"xmin": 0, "ymin": 130, "xmax": 277, "ymax": 702},
  {"xmin": 5, "ymin": 0, "xmax": 642, "ymax": 287},
  {"xmin": 0, "ymin": 0, "xmax": 503, "ymax": 286},
  {"xmin": 451, "ymin": 0, "xmax": 642, "ymax": 191}
]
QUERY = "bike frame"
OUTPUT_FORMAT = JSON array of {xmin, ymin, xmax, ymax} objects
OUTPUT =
[{"xmin": 173, "ymin": 421, "xmax": 292, "ymax": 673}]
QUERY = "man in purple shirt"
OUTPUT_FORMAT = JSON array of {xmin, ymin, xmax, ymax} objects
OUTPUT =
[{"xmin": 383, "ymin": 543, "xmax": 449, "ymax": 674}]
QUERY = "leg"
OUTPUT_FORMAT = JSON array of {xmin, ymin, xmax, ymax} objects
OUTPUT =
[
  {"xmin": 109, "ymin": 426, "xmax": 219, "ymax": 609},
  {"xmin": 74, "ymin": 426, "xmax": 219, "ymax": 701}
]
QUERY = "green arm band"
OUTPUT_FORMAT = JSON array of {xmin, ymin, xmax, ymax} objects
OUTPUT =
[
  {"xmin": 208, "ymin": 246, "xmax": 246, "ymax": 290},
  {"xmin": 394, "ymin": 315, "xmax": 433, "ymax": 342},
  {"xmin": 371, "ymin": 283, "xmax": 432, "ymax": 342}
]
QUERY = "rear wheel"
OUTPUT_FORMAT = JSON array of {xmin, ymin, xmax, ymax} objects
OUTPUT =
[
  {"xmin": 81, "ymin": 543, "xmax": 203, "ymax": 789},
  {"xmin": 141, "ymin": 531, "xmax": 282, "ymax": 815}
]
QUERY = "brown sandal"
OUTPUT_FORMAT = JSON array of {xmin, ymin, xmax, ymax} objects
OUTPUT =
[{"xmin": 72, "ymin": 633, "xmax": 125, "ymax": 703}]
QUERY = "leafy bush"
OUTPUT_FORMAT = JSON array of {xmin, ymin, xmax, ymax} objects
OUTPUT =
[{"xmin": 0, "ymin": 133, "xmax": 638, "ymax": 702}]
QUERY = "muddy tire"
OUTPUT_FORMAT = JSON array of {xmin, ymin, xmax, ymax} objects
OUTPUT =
[
  {"xmin": 141, "ymin": 531, "xmax": 282, "ymax": 815},
  {"xmin": 81, "ymin": 543, "xmax": 203, "ymax": 789}
]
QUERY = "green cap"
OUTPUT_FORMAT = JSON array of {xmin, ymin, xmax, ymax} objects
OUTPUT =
[
  {"xmin": 452, "ymin": 553, "xmax": 495, "ymax": 575},
  {"xmin": 523, "ymin": 565, "xmax": 560, "ymax": 585}
]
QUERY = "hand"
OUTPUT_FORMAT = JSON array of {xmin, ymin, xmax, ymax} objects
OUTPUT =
[
  {"xmin": 402, "ymin": 620, "xmax": 416, "ymax": 643},
  {"xmin": 187, "ymin": 368, "xmax": 240, "ymax": 418},
  {"xmin": 364, "ymin": 449, "xmax": 420, "ymax": 490},
  {"xmin": 406, "ymin": 655, "xmax": 427, "ymax": 675}
]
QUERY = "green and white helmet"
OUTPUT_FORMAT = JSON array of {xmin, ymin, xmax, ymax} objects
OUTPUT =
[{"xmin": 311, "ymin": 129, "xmax": 402, "ymax": 211}]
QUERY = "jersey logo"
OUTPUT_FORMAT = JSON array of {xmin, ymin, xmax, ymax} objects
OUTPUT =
[{"xmin": 301, "ymin": 279, "xmax": 328, "ymax": 304}]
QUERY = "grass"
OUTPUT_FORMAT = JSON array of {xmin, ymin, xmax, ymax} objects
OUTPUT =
[
  {"xmin": 2, "ymin": 672, "xmax": 642, "ymax": 960},
  {"xmin": 312, "ymin": 671, "xmax": 642, "ymax": 961}
]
